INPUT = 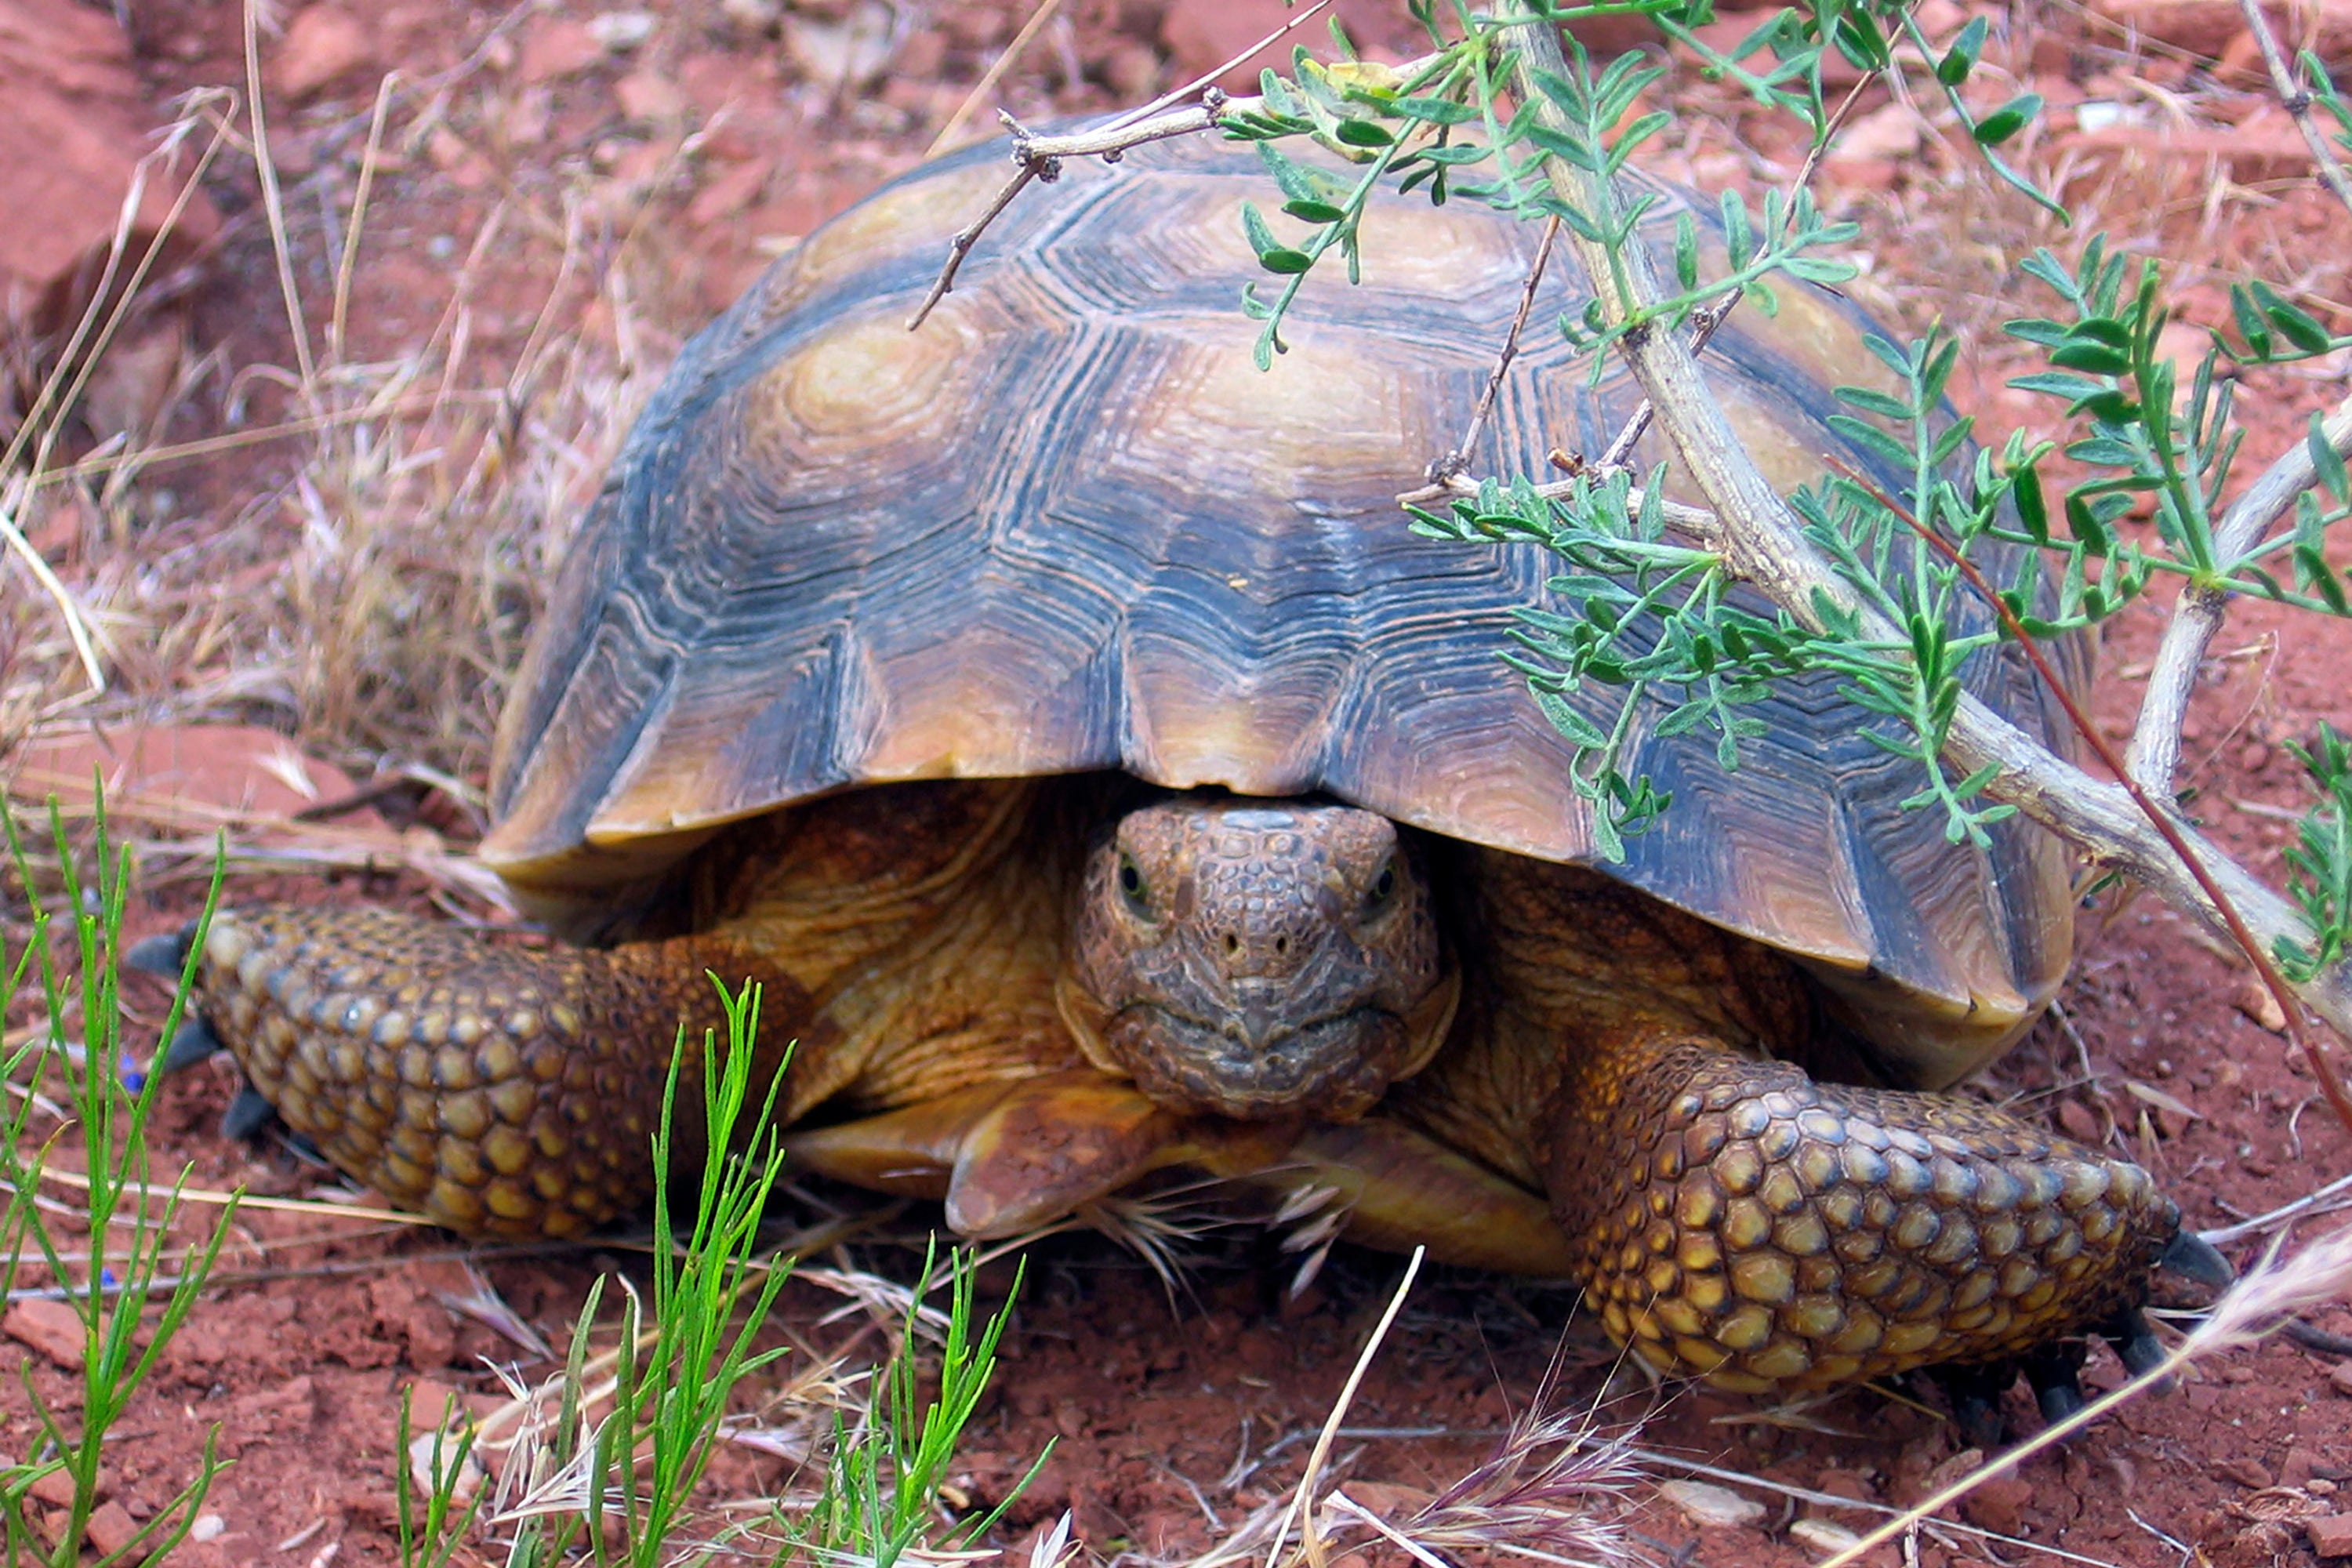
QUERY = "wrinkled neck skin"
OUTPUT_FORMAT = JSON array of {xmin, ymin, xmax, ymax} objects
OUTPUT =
[{"xmin": 1056, "ymin": 794, "xmax": 1458, "ymax": 1121}]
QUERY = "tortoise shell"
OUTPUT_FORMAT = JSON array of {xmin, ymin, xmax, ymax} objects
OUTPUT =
[{"xmin": 481, "ymin": 133, "xmax": 2082, "ymax": 1091}]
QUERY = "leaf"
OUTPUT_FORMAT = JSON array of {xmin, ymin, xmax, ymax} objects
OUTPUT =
[
  {"xmin": 1240, "ymin": 202, "xmax": 1283, "ymax": 262},
  {"xmin": 1719, "ymin": 190, "xmax": 1754, "ymax": 271},
  {"xmin": 2069, "ymin": 315, "xmax": 2135, "ymax": 350},
  {"xmin": 1591, "ymin": 805, "xmax": 1625, "ymax": 864},
  {"xmin": 1393, "ymin": 94, "xmax": 1476, "ymax": 124},
  {"xmin": 2012, "ymin": 465, "xmax": 2051, "ymax": 544},
  {"xmin": 2008, "ymin": 370, "xmax": 2103, "ymax": 400},
  {"xmin": 1824, "ymin": 414, "xmax": 1915, "ymax": 470},
  {"xmin": 1835, "ymin": 386, "xmax": 1914, "ymax": 419},
  {"xmin": 2064, "ymin": 492, "xmax": 2113, "ymax": 557},
  {"xmin": 1255, "ymin": 141, "xmax": 1319, "ymax": 203},
  {"xmin": 1972, "ymin": 92, "xmax": 2042, "ymax": 146},
  {"xmin": 1282, "ymin": 199, "xmax": 1348, "ymax": 224},
  {"xmin": 2049, "ymin": 340, "xmax": 2130, "ymax": 375},
  {"xmin": 2312, "ymin": 410, "xmax": 2352, "ymax": 505},
  {"xmin": 2254, "ymin": 280, "xmax": 2333, "ymax": 353},
  {"xmin": 1654, "ymin": 701, "xmax": 1709, "ymax": 737},
  {"xmin": 1413, "ymin": 143, "xmax": 1493, "ymax": 165},
  {"xmin": 1523, "ymin": 122, "xmax": 1602, "ymax": 170},
  {"xmin": 1258, "ymin": 249, "xmax": 1314, "ymax": 275},
  {"xmin": 1782, "ymin": 254, "xmax": 1860, "ymax": 285},
  {"xmin": 1936, "ymin": 15, "xmax": 1987, "ymax": 85},
  {"xmin": 1333, "ymin": 118, "xmax": 1395, "ymax": 147},
  {"xmin": 2060, "ymin": 385, "xmax": 2135, "ymax": 425},
  {"xmin": 2229, "ymin": 283, "xmax": 2275, "ymax": 359},
  {"xmin": 1534, "ymin": 688, "xmax": 1610, "ymax": 748}
]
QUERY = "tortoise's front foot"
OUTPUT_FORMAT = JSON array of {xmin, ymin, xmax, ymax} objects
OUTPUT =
[
  {"xmin": 139, "ymin": 908, "xmax": 757, "ymax": 1238},
  {"xmin": 1546, "ymin": 1033, "xmax": 2201, "ymax": 1401}
]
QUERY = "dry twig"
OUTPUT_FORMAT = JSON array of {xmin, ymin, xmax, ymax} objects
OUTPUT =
[
  {"xmin": 1265, "ymin": 1247, "xmax": 1422, "ymax": 1568},
  {"xmin": 907, "ymin": 0, "xmax": 1348, "ymax": 330},
  {"xmin": 2125, "ymin": 391, "xmax": 2352, "ymax": 793},
  {"xmin": 2231, "ymin": 0, "xmax": 2352, "ymax": 219},
  {"xmin": 907, "ymin": 97, "xmax": 1258, "ymax": 331}
]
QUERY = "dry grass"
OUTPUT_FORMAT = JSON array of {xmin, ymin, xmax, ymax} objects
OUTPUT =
[{"xmin": 0, "ymin": 25, "xmax": 696, "ymax": 812}]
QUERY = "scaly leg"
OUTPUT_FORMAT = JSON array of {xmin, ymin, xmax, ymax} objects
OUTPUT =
[
  {"xmin": 155, "ymin": 908, "xmax": 789, "ymax": 1238},
  {"xmin": 1545, "ymin": 1027, "xmax": 2185, "ymax": 1392}
]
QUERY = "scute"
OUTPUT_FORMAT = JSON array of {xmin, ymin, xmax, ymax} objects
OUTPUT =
[{"xmin": 481, "ymin": 132, "xmax": 2082, "ymax": 1087}]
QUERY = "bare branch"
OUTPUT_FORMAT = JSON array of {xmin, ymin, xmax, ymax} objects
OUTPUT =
[
  {"xmin": 1100, "ymin": 0, "xmax": 1334, "ymax": 136},
  {"xmin": 1426, "ymin": 214, "xmax": 1562, "ymax": 488},
  {"xmin": 2126, "ymin": 391, "xmax": 2352, "ymax": 794},
  {"xmin": 1397, "ymin": 468, "xmax": 1720, "ymax": 539},
  {"xmin": 906, "ymin": 0, "xmax": 1356, "ymax": 330},
  {"xmin": 1503, "ymin": 19, "xmax": 2352, "ymax": 1045},
  {"xmin": 906, "ymin": 96, "xmax": 1251, "ymax": 331},
  {"xmin": 2233, "ymin": 0, "xmax": 2352, "ymax": 222}
]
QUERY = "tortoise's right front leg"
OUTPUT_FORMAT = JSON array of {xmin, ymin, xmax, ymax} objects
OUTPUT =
[
  {"xmin": 1543, "ymin": 1025, "xmax": 2201, "ymax": 1399},
  {"xmin": 157, "ymin": 908, "xmax": 786, "ymax": 1238}
]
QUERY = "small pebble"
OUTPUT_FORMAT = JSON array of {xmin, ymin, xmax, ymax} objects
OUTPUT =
[
  {"xmin": 84, "ymin": 1501, "xmax": 139, "ymax": 1558},
  {"xmin": 2286, "ymin": 1446, "xmax": 2343, "ymax": 1488},
  {"xmin": 1657, "ymin": 1479, "xmax": 1766, "ymax": 1529},
  {"xmin": 587, "ymin": 10, "xmax": 655, "ymax": 49},
  {"xmin": 2213, "ymin": 1457, "xmax": 2272, "ymax": 1489},
  {"xmin": 2234, "ymin": 978, "xmax": 2288, "ymax": 1033},
  {"xmin": 2, "ymin": 1300, "xmax": 85, "ymax": 1368},
  {"xmin": 1962, "ymin": 1473, "xmax": 2034, "ymax": 1537},
  {"xmin": 1790, "ymin": 1519, "xmax": 1862, "ymax": 1553},
  {"xmin": 190, "ymin": 1515, "xmax": 226, "ymax": 1543},
  {"xmin": 2309, "ymin": 1514, "xmax": 2352, "ymax": 1559}
]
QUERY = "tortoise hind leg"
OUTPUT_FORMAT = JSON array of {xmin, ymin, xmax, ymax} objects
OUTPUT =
[
  {"xmin": 179, "ymin": 907, "xmax": 786, "ymax": 1239},
  {"xmin": 1543, "ymin": 1026, "xmax": 2183, "ymax": 1395}
]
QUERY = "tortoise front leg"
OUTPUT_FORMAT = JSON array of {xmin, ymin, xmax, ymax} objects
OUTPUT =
[
  {"xmin": 154, "ymin": 908, "xmax": 799, "ymax": 1239},
  {"xmin": 1544, "ymin": 1026, "xmax": 2187, "ymax": 1393}
]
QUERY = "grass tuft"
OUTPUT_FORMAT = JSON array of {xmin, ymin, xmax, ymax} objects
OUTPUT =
[{"xmin": 0, "ymin": 797, "xmax": 240, "ymax": 1566}]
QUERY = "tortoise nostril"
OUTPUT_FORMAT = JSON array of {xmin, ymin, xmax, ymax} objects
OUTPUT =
[
  {"xmin": 1274, "ymin": 935, "xmax": 1289, "ymax": 956},
  {"xmin": 1224, "ymin": 932, "xmax": 1240, "ymax": 955}
]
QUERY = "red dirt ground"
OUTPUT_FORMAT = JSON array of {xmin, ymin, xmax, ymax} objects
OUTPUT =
[{"xmin": 7, "ymin": 2, "xmax": 2352, "ymax": 1566}]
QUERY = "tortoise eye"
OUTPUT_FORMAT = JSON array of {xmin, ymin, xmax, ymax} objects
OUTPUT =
[
  {"xmin": 1367, "ymin": 860, "xmax": 1399, "ymax": 910},
  {"xmin": 1117, "ymin": 853, "xmax": 1151, "ymax": 914}
]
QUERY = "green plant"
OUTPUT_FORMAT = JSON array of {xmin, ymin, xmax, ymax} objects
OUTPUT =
[
  {"xmin": 385, "ymin": 982, "xmax": 1047, "ymax": 1566},
  {"xmin": 779, "ymin": 1245, "xmax": 1049, "ymax": 1568},
  {"xmin": 477, "ymin": 978, "xmax": 797, "ymax": 1566},
  {"xmin": 0, "ymin": 801, "xmax": 238, "ymax": 1566}
]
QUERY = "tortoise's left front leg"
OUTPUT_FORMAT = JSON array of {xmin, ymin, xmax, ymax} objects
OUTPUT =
[{"xmin": 1543, "ymin": 1026, "xmax": 2201, "ymax": 1396}]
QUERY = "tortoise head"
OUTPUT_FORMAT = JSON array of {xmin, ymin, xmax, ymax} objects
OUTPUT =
[{"xmin": 1058, "ymin": 797, "xmax": 1458, "ymax": 1121}]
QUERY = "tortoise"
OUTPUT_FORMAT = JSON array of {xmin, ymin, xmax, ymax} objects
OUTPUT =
[{"xmin": 147, "ymin": 132, "xmax": 2221, "ymax": 1414}]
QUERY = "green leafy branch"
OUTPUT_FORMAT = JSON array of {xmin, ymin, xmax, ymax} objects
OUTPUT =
[
  {"xmin": 2281, "ymin": 724, "xmax": 2352, "ymax": 983},
  {"xmin": 1412, "ymin": 468, "xmax": 1812, "ymax": 858}
]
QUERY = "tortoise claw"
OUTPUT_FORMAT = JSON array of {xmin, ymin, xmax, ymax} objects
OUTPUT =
[
  {"xmin": 2033, "ymin": 1374, "xmax": 2087, "ymax": 1428},
  {"xmin": 158, "ymin": 1016, "xmax": 225, "ymax": 1075},
  {"xmin": 220, "ymin": 1084, "xmax": 279, "ymax": 1142},
  {"xmin": 2160, "ymin": 1230, "xmax": 2234, "ymax": 1290},
  {"xmin": 1929, "ymin": 1362, "xmax": 2013, "ymax": 1450},
  {"xmin": 2022, "ymin": 1344, "xmax": 2089, "ymax": 1430},
  {"xmin": 126, "ymin": 927, "xmax": 194, "ymax": 978},
  {"xmin": 2103, "ymin": 1307, "xmax": 2170, "ymax": 1380}
]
